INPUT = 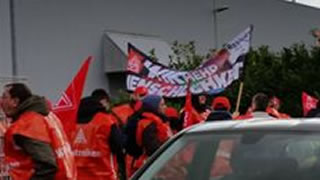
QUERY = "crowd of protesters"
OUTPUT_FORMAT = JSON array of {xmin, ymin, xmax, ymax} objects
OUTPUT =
[{"xmin": 1, "ymin": 82, "xmax": 320, "ymax": 180}]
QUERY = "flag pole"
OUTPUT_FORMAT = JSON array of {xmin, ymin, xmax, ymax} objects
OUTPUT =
[
  {"xmin": 183, "ymin": 80, "xmax": 192, "ymax": 129},
  {"xmin": 234, "ymin": 82, "xmax": 244, "ymax": 115}
]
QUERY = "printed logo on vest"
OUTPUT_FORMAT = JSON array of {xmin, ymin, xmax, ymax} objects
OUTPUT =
[{"xmin": 74, "ymin": 128, "xmax": 87, "ymax": 144}]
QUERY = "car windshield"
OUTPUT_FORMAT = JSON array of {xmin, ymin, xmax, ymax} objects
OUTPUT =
[{"xmin": 136, "ymin": 131, "xmax": 320, "ymax": 180}]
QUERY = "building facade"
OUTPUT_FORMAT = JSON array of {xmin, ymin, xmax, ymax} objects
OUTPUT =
[{"xmin": 0, "ymin": 0, "xmax": 319, "ymax": 101}]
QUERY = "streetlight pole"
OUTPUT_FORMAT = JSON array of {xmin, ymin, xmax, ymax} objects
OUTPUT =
[
  {"xmin": 213, "ymin": 0, "xmax": 218, "ymax": 50},
  {"xmin": 212, "ymin": 0, "xmax": 229, "ymax": 50}
]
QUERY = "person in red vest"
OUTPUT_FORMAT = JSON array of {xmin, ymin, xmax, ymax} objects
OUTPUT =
[
  {"xmin": 112, "ymin": 87, "xmax": 148, "ymax": 178},
  {"xmin": 1, "ymin": 83, "xmax": 76, "ymax": 180},
  {"xmin": 111, "ymin": 86, "xmax": 148, "ymax": 126},
  {"xmin": 131, "ymin": 86, "xmax": 148, "ymax": 111},
  {"xmin": 91, "ymin": 89, "xmax": 127, "ymax": 180},
  {"xmin": 207, "ymin": 96, "xmax": 232, "ymax": 121},
  {"xmin": 195, "ymin": 94, "xmax": 211, "ymax": 120},
  {"xmin": 181, "ymin": 94, "xmax": 210, "ymax": 127},
  {"xmin": 266, "ymin": 96, "xmax": 290, "ymax": 119},
  {"xmin": 91, "ymin": 88, "xmax": 111, "ymax": 111},
  {"xmin": 70, "ymin": 96, "xmax": 124, "ymax": 180},
  {"xmin": 0, "ymin": 103, "xmax": 11, "ymax": 180},
  {"xmin": 91, "ymin": 88, "xmax": 124, "ymax": 127},
  {"xmin": 237, "ymin": 93, "xmax": 274, "ymax": 120},
  {"xmin": 133, "ymin": 95, "xmax": 172, "ymax": 172},
  {"xmin": 165, "ymin": 107, "xmax": 182, "ymax": 134}
]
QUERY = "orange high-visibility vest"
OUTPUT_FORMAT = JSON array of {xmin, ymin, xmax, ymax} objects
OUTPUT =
[
  {"xmin": 5, "ymin": 111, "xmax": 76, "ymax": 180},
  {"xmin": 45, "ymin": 112, "xmax": 77, "ymax": 180},
  {"xmin": 136, "ymin": 112, "xmax": 172, "ymax": 147},
  {"xmin": 134, "ymin": 112, "xmax": 172, "ymax": 171},
  {"xmin": 266, "ymin": 107, "xmax": 290, "ymax": 119},
  {"xmin": 70, "ymin": 112, "xmax": 118, "ymax": 180},
  {"xmin": 112, "ymin": 104, "xmax": 134, "ymax": 125}
]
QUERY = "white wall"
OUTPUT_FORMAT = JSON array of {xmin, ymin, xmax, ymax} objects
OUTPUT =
[
  {"xmin": 12, "ymin": 0, "xmax": 214, "ymax": 101},
  {"xmin": 0, "ymin": 0, "xmax": 12, "ymax": 76}
]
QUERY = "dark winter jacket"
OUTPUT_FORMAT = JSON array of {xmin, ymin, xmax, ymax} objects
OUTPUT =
[
  {"xmin": 206, "ymin": 110, "xmax": 232, "ymax": 121},
  {"xmin": 306, "ymin": 108, "xmax": 320, "ymax": 118}
]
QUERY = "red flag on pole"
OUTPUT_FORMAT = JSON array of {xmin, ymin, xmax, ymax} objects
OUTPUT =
[
  {"xmin": 53, "ymin": 56, "xmax": 93, "ymax": 134},
  {"xmin": 302, "ymin": 92, "xmax": 319, "ymax": 116},
  {"xmin": 183, "ymin": 81, "xmax": 193, "ymax": 129}
]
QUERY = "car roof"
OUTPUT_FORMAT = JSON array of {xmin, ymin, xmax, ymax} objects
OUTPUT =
[{"xmin": 188, "ymin": 118, "xmax": 320, "ymax": 133}]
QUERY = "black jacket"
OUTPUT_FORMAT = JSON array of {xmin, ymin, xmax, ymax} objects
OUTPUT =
[
  {"xmin": 306, "ymin": 108, "xmax": 320, "ymax": 118},
  {"xmin": 206, "ymin": 110, "xmax": 232, "ymax": 121}
]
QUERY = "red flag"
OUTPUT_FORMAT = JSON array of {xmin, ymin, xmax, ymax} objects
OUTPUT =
[
  {"xmin": 302, "ymin": 92, "xmax": 319, "ymax": 116},
  {"xmin": 183, "ymin": 81, "xmax": 193, "ymax": 128},
  {"xmin": 53, "ymin": 56, "xmax": 93, "ymax": 133}
]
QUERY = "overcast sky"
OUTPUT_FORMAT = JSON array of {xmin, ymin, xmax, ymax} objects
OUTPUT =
[{"xmin": 295, "ymin": 0, "xmax": 320, "ymax": 8}]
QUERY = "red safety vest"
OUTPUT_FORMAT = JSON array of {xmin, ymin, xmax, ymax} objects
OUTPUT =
[
  {"xmin": 181, "ymin": 108, "xmax": 206, "ymax": 128},
  {"xmin": 266, "ymin": 107, "xmax": 290, "ymax": 119},
  {"xmin": 5, "ymin": 111, "xmax": 76, "ymax": 180},
  {"xmin": 70, "ymin": 112, "xmax": 118, "ymax": 180},
  {"xmin": 133, "ymin": 112, "xmax": 172, "ymax": 171},
  {"xmin": 136, "ymin": 112, "xmax": 172, "ymax": 147},
  {"xmin": 112, "ymin": 104, "xmax": 134, "ymax": 126},
  {"xmin": 235, "ymin": 111, "xmax": 253, "ymax": 120},
  {"xmin": 45, "ymin": 112, "xmax": 77, "ymax": 180}
]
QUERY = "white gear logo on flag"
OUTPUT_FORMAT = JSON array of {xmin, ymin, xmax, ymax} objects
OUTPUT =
[
  {"xmin": 53, "ymin": 92, "xmax": 74, "ymax": 111},
  {"xmin": 74, "ymin": 128, "xmax": 87, "ymax": 144}
]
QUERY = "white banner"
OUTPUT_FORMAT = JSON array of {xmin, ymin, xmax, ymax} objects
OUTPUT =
[{"xmin": 126, "ymin": 26, "xmax": 253, "ymax": 97}]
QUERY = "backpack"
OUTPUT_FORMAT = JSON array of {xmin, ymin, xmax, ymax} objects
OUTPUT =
[{"xmin": 124, "ymin": 110, "xmax": 144, "ymax": 158}]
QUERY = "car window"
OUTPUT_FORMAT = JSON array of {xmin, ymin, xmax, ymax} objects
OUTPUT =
[
  {"xmin": 285, "ymin": 140, "xmax": 320, "ymax": 169},
  {"xmin": 150, "ymin": 143, "xmax": 196, "ymax": 180},
  {"xmin": 136, "ymin": 131, "xmax": 320, "ymax": 180},
  {"xmin": 137, "ymin": 133, "xmax": 230, "ymax": 180}
]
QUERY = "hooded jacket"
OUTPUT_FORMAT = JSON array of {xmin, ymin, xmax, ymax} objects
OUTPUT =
[
  {"xmin": 5, "ymin": 96, "xmax": 58, "ymax": 180},
  {"xmin": 206, "ymin": 111, "xmax": 232, "ymax": 121},
  {"xmin": 131, "ymin": 96, "xmax": 172, "ymax": 172}
]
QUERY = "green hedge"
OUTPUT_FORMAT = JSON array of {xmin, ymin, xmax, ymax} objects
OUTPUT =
[
  {"xmin": 168, "ymin": 42, "xmax": 320, "ymax": 117},
  {"xmin": 112, "ymin": 42, "xmax": 320, "ymax": 117}
]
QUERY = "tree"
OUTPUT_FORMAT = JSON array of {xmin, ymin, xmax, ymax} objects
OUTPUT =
[
  {"xmin": 168, "ymin": 41, "xmax": 320, "ymax": 117},
  {"xmin": 168, "ymin": 41, "xmax": 213, "ymax": 70}
]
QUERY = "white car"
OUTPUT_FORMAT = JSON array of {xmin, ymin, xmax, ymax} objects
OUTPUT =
[{"xmin": 131, "ymin": 119, "xmax": 320, "ymax": 180}]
